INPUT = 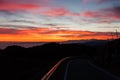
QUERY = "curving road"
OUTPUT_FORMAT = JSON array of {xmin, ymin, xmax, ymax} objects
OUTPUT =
[{"xmin": 41, "ymin": 57, "xmax": 120, "ymax": 80}]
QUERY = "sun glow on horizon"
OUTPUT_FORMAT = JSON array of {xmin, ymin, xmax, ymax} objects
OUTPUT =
[{"xmin": 0, "ymin": 0, "xmax": 120, "ymax": 42}]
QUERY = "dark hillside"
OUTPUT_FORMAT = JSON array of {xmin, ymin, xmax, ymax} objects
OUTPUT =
[{"xmin": 0, "ymin": 39, "xmax": 120, "ymax": 80}]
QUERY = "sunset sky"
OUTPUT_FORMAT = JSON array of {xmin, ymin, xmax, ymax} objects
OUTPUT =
[{"xmin": 0, "ymin": 0, "xmax": 120, "ymax": 42}]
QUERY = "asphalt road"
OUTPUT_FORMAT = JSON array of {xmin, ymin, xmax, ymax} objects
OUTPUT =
[
  {"xmin": 65, "ymin": 59, "xmax": 120, "ymax": 80},
  {"xmin": 41, "ymin": 57, "xmax": 120, "ymax": 80}
]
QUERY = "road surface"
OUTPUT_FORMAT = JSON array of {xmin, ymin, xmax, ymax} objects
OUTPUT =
[{"xmin": 41, "ymin": 57, "xmax": 120, "ymax": 80}]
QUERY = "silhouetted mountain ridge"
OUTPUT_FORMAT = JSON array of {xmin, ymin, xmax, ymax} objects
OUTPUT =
[
  {"xmin": 84, "ymin": 40, "xmax": 109, "ymax": 46},
  {"xmin": 0, "ymin": 39, "xmax": 120, "ymax": 80}
]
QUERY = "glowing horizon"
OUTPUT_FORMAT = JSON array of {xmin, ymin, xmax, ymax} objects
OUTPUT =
[{"xmin": 0, "ymin": 0, "xmax": 120, "ymax": 42}]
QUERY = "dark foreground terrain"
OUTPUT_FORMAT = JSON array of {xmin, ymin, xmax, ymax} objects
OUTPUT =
[{"xmin": 0, "ymin": 39, "xmax": 120, "ymax": 80}]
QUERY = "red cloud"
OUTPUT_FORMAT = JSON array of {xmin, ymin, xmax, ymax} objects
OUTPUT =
[
  {"xmin": 102, "ymin": 6, "xmax": 120, "ymax": 19},
  {"xmin": 82, "ymin": 0, "xmax": 89, "ymax": 3},
  {"xmin": 82, "ymin": 6, "xmax": 120, "ymax": 21},
  {"xmin": 43, "ymin": 8, "xmax": 80, "ymax": 17},
  {"xmin": 0, "ymin": 28, "xmax": 20, "ymax": 34},
  {"xmin": 82, "ymin": 11, "xmax": 99, "ymax": 17},
  {"xmin": 0, "ymin": 0, "xmax": 54, "ymax": 11},
  {"xmin": 98, "ymin": 0, "xmax": 118, "ymax": 4},
  {"xmin": 0, "ymin": 1, "xmax": 80, "ymax": 17},
  {"xmin": 82, "ymin": 0, "xmax": 118, "ymax": 4},
  {"xmin": 0, "ymin": 2, "xmax": 40, "ymax": 11},
  {"xmin": 0, "ymin": 0, "xmax": 53, "ymax": 5}
]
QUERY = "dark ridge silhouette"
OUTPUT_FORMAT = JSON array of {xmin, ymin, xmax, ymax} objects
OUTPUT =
[
  {"xmin": 0, "ymin": 39, "xmax": 120, "ymax": 80},
  {"xmin": 84, "ymin": 40, "xmax": 109, "ymax": 46}
]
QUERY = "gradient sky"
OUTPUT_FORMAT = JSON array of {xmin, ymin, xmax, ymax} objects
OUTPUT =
[{"xmin": 0, "ymin": 0, "xmax": 120, "ymax": 42}]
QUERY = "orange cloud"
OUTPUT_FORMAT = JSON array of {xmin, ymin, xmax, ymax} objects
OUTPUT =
[{"xmin": 0, "ymin": 28, "xmax": 115, "ymax": 42}]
